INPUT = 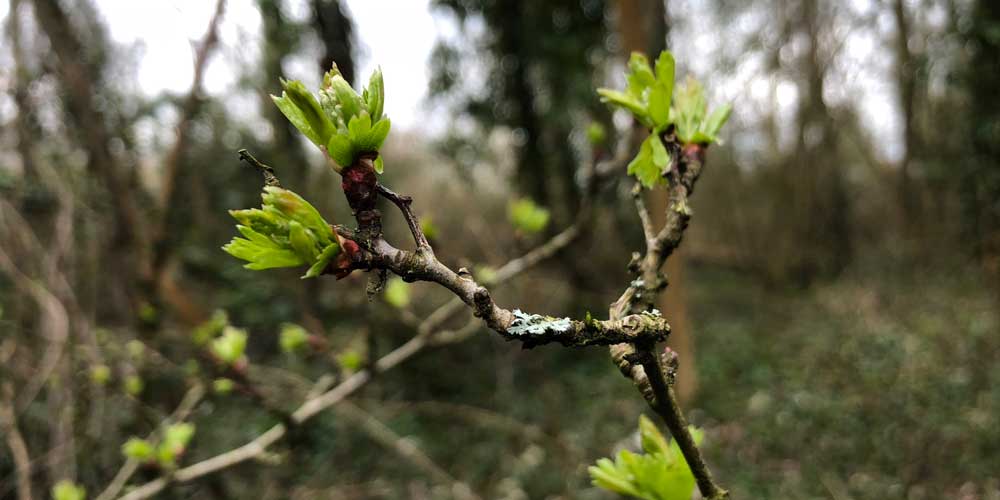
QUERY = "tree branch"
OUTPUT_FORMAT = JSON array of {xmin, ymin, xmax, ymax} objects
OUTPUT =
[
  {"xmin": 336, "ymin": 401, "xmax": 481, "ymax": 500},
  {"xmin": 608, "ymin": 140, "xmax": 728, "ymax": 499},
  {"xmin": 112, "ymin": 181, "xmax": 608, "ymax": 498},
  {"xmin": 95, "ymin": 384, "xmax": 205, "ymax": 500},
  {"xmin": 1, "ymin": 383, "xmax": 33, "ymax": 500}
]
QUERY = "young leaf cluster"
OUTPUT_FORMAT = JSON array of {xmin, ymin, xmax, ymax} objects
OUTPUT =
[
  {"xmin": 672, "ymin": 77, "xmax": 731, "ymax": 146},
  {"xmin": 279, "ymin": 323, "xmax": 309, "ymax": 354},
  {"xmin": 272, "ymin": 64, "xmax": 391, "ymax": 173},
  {"xmin": 597, "ymin": 51, "xmax": 731, "ymax": 188},
  {"xmin": 121, "ymin": 423, "xmax": 196, "ymax": 469},
  {"xmin": 52, "ymin": 481, "xmax": 86, "ymax": 500},
  {"xmin": 588, "ymin": 415, "xmax": 703, "ymax": 500},
  {"xmin": 223, "ymin": 186, "xmax": 340, "ymax": 278},
  {"xmin": 508, "ymin": 198, "xmax": 551, "ymax": 234},
  {"xmin": 209, "ymin": 326, "xmax": 248, "ymax": 366}
]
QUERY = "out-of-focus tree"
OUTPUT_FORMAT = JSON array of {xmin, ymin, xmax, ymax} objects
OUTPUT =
[
  {"xmin": 429, "ymin": 0, "xmax": 610, "ymax": 219},
  {"xmin": 961, "ymin": 0, "xmax": 1000, "ymax": 280}
]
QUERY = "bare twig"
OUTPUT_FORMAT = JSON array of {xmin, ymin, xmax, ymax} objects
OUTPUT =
[
  {"xmin": 377, "ymin": 183, "xmax": 431, "ymax": 252},
  {"xmin": 95, "ymin": 384, "xmax": 205, "ymax": 500},
  {"xmin": 1, "ymin": 384, "xmax": 33, "ymax": 500},
  {"xmin": 238, "ymin": 149, "xmax": 281, "ymax": 188},
  {"xmin": 337, "ymin": 402, "xmax": 481, "ymax": 500}
]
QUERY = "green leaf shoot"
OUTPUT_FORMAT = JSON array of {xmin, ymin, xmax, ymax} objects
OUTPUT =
[
  {"xmin": 279, "ymin": 323, "xmax": 309, "ymax": 354},
  {"xmin": 588, "ymin": 416, "xmax": 702, "ymax": 500},
  {"xmin": 508, "ymin": 198, "xmax": 551, "ymax": 234}
]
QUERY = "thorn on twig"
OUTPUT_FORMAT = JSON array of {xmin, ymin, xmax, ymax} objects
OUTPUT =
[{"xmin": 238, "ymin": 149, "xmax": 281, "ymax": 187}]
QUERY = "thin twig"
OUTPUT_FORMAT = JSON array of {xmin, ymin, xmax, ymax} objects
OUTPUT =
[
  {"xmin": 1, "ymin": 384, "xmax": 33, "ymax": 500},
  {"xmin": 337, "ymin": 401, "xmax": 481, "ymax": 500},
  {"xmin": 238, "ymin": 149, "xmax": 281, "ymax": 187},
  {"xmin": 608, "ymin": 142, "xmax": 728, "ymax": 499},
  {"xmin": 95, "ymin": 383, "xmax": 206, "ymax": 500},
  {"xmin": 376, "ymin": 183, "xmax": 431, "ymax": 252},
  {"xmin": 112, "ymin": 185, "xmax": 613, "ymax": 498}
]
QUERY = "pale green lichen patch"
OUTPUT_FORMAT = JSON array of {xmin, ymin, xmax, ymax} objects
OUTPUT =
[{"xmin": 509, "ymin": 309, "xmax": 573, "ymax": 336}]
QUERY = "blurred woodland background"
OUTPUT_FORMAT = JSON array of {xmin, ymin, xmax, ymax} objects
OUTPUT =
[{"xmin": 1, "ymin": 0, "xmax": 999, "ymax": 499}]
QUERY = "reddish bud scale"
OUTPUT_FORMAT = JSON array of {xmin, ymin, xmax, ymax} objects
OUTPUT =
[
  {"xmin": 341, "ymin": 156, "xmax": 379, "ymax": 214},
  {"xmin": 682, "ymin": 144, "xmax": 705, "ymax": 166},
  {"xmin": 331, "ymin": 238, "xmax": 363, "ymax": 279}
]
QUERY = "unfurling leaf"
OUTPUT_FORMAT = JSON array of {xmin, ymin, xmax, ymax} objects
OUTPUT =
[
  {"xmin": 90, "ymin": 364, "xmax": 111, "ymax": 386},
  {"xmin": 508, "ymin": 198, "xmax": 550, "ymax": 234},
  {"xmin": 272, "ymin": 79, "xmax": 334, "ymax": 148},
  {"xmin": 193, "ymin": 310, "xmax": 229, "ymax": 346},
  {"xmin": 586, "ymin": 122, "xmax": 607, "ymax": 145},
  {"xmin": 279, "ymin": 323, "xmax": 309, "ymax": 353},
  {"xmin": 224, "ymin": 187, "xmax": 341, "ymax": 279},
  {"xmin": 278, "ymin": 65, "xmax": 391, "ymax": 172},
  {"xmin": 122, "ymin": 437, "xmax": 155, "ymax": 461},
  {"xmin": 588, "ymin": 416, "xmax": 702, "ymax": 500},
  {"xmin": 628, "ymin": 134, "xmax": 667, "ymax": 189},
  {"xmin": 213, "ymin": 378, "xmax": 235, "ymax": 394},
  {"xmin": 337, "ymin": 349, "xmax": 363, "ymax": 373},
  {"xmin": 638, "ymin": 414, "xmax": 670, "ymax": 455},
  {"xmin": 124, "ymin": 375, "xmax": 144, "ymax": 397},
  {"xmin": 210, "ymin": 326, "xmax": 247, "ymax": 365},
  {"xmin": 598, "ymin": 50, "xmax": 730, "ymax": 186},
  {"xmin": 52, "ymin": 480, "xmax": 86, "ymax": 500}
]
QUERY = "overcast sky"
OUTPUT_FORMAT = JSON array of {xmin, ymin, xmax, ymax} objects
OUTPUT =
[
  {"xmin": 96, "ymin": 0, "xmax": 444, "ymax": 130},
  {"xmin": 0, "ymin": 0, "xmax": 903, "ymax": 162}
]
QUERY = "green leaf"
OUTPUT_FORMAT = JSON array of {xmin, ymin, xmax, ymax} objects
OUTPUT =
[
  {"xmin": 638, "ymin": 414, "xmax": 670, "ymax": 455},
  {"xmin": 627, "ymin": 134, "xmax": 664, "ymax": 189},
  {"xmin": 156, "ymin": 444, "xmax": 177, "ymax": 468},
  {"xmin": 327, "ymin": 134, "xmax": 355, "ymax": 168},
  {"xmin": 654, "ymin": 51, "xmax": 675, "ymax": 89},
  {"xmin": 159, "ymin": 422, "xmax": 197, "ymax": 466},
  {"xmin": 223, "ymin": 237, "xmax": 304, "ymax": 270},
  {"xmin": 508, "ymin": 198, "xmax": 551, "ymax": 234},
  {"xmin": 288, "ymin": 221, "xmax": 319, "ymax": 263},
  {"xmin": 52, "ymin": 480, "xmax": 86, "ymax": 500},
  {"xmin": 122, "ymin": 437, "xmax": 155, "ymax": 461},
  {"xmin": 90, "ymin": 364, "xmax": 111, "ymax": 386},
  {"xmin": 272, "ymin": 80, "xmax": 334, "ymax": 147},
  {"xmin": 648, "ymin": 82, "xmax": 672, "ymax": 127},
  {"xmin": 347, "ymin": 111, "xmax": 373, "ymax": 146},
  {"xmin": 303, "ymin": 242, "xmax": 340, "ymax": 279},
  {"xmin": 210, "ymin": 326, "xmax": 247, "ymax": 365},
  {"xmin": 626, "ymin": 52, "xmax": 656, "ymax": 98},
  {"xmin": 261, "ymin": 187, "xmax": 332, "ymax": 243},
  {"xmin": 365, "ymin": 67, "xmax": 385, "ymax": 121},
  {"xmin": 586, "ymin": 122, "xmax": 607, "ymax": 145},
  {"xmin": 374, "ymin": 155, "xmax": 384, "ymax": 174},
  {"xmin": 337, "ymin": 349, "xmax": 363, "ymax": 373},
  {"xmin": 596, "ymin": 88, "xmax": 651, "ymax": 125},
  {"xmin": 589, "ymin": 458, "xmax": 643, "ymax": 497},
  {"xmin": 649, "ymin": 132, "xmax": 670, "ymax": 170},
  {"xmin": 702, "ymin": 103, "xmax": 732, "ymax": 139},
  {"xmin": 124, "ymin": 375, "xmax": 144, "ymax": 396},
  {"xmin": 280, "ymin": 323, "xmax": 309, "ymax": 353},
  {"xmin": 163, "ymin": 423, "xmax": 195, "ymax": 452},
  {"xmin": 588, "ymin": 419, "xmax": 704, "ymax": 500},
  {"xmin": 212, "ymin": 378, "xmax": 235, "ymax": 394},
  {"xmin": 328, "ymin": 74, "xmax": 364, "ymax": 121},
  {"xmin": 358, "ymin": 117, "xmax": 392, "ymax": 153},
  {"xmin": 384, "ymin": 277, "xmax": 411, "ymax": 308}
]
